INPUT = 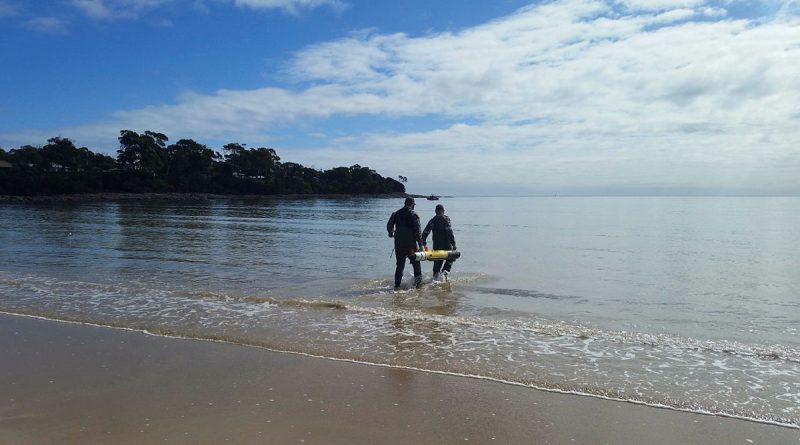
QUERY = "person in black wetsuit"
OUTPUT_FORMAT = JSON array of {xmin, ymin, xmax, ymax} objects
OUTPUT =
[
  {"xmin": 422, "ymin": 204, "xmax": 457, "ymax": 279},
  {"xmin": 387, "ymin": 197, "xmax": 424, "ymax": 288}
]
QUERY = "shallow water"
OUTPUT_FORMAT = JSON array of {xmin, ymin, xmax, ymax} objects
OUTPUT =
[{"xmin": 0, "ymin": 196, "xmax": 798, "ymax": 427}]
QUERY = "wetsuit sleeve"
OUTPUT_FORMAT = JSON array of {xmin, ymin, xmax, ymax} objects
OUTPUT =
[
  {"xmin": 387, "ymin": 212, "xmax": 396, "ymax": 237},
  {"xmin": 413, "ymin": 212, "xmax": 423, "ymax": 249},
  {"xmin": 446, "ymin": 216, "xmax": 456, "ymax": 249},
  {"xmin": 422, "ymin": 218, "xmax": 434, "ymax": 244}
]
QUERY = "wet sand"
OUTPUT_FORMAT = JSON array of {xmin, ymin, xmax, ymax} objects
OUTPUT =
[{"xmin": 0, "ymin": 313, "xmax": 797, "ymax": 445}]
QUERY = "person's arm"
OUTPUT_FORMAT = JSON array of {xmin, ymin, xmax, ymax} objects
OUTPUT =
[
  {"xmin": 422, "ymin": 218, "xmax": 433, "ymax": 246},
  {"xmin": 387, "ymin": 212, "xmax": 396, "ymax": 237},
  {"xmin": 413, "ymin": 213, "xmax": 423, "ymax": 250},
  {"xmin": 446, "ymin": 216, "xmax": 456, "ymax": 250}
]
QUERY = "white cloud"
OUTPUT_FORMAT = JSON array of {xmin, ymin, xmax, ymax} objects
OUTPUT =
[
  {"xmin": 778, "ymin": 0, "xmax": 800, "ymax": 18},
  {"xmin": 24, "ymin": 16, "xmax": 69, "ymax": 34},
  {"xmin": 650, "ymin": 7, "xmax": 696, "ymax": 22},
  {"xmin": 616, "ymin": 0, "xmax": 705, "ymax": 12},
  {"xmin": 70, "ymin": 0, "xmax": 113, "ymax": 19},
  {"xmin": 5, "ymin": 0, "xmax": 800, "ymax": 193},
  {"xmin": 0, "ymin": 0, "xmax": 18, "ymax": 17},
  {"xmin": 69, "ymin": 0, "xmax": 176, "ymax": 20},
  {"xmin": 67, "ymin": 0, "xmax": 345, "ymax": 19},
  {"xmin": 232, "ymin": 0, "xmax": 347, "ymax": 14},
  {"xmin": 699, "ymin": 6, "xmax": 727, "ymax": 18}
]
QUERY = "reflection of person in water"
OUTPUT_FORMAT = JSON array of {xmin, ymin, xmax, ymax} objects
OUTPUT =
[
  {"xmin": 422, "ymin": 204, "xmax": 457, "ymax": 280},
  {"xmin": 387, "ymin": 197, "xmax": 424, "ymax": 288}
]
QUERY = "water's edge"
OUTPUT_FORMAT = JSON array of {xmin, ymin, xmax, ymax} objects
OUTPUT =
[{"xmin": 3, "ymin": 310, "xmax": 797, "ymax": 431}]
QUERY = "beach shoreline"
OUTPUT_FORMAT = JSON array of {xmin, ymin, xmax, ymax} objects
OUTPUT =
[{"xmin": 1, "ymin": 313, "xmax": 797, "ymax": 445}]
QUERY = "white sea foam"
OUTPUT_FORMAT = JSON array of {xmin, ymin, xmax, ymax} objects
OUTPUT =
[{"xmin": 1, "ymin": 271, "xmax": 798, "ymax": 427}]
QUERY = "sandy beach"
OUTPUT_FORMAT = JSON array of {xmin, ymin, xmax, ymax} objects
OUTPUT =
[{"xmin": 0, "ymin": 313, "xmax": 797, "ymax": 445}]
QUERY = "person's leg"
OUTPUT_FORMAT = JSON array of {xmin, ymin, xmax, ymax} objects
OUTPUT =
[
  {"xmin": 443, "ymin": 259, "xmax": 454, "ymax": 273},
  {"xmin": 432, "ymin": 260, "xmax": 443, "ymax": 277},
  {"xmin": 394, "ymin": 252, "xmax": 406, "ymax": 288},
  {"xmin": 411, "ymin": 258, "xmax": 422, "ymax": 286}
]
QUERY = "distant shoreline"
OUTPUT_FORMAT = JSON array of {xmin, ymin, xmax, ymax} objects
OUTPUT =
[{"xmin": 0, "ymin": 192, "xmax": 428, "ymax": 203}]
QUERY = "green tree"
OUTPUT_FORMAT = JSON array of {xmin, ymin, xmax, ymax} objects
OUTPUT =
[
  {"xmin": 1, "ymin": 131, "xmax": 405, "ymax": 196},
  {"xmin": 166, "ymin": 139, "xmax": 221, "ymax": 191},
  {"xmin": 222, "ymin": 143, "xmax": 249, "ymax": 176},
  {"xmin": 250, "ymin": 147, "xmax": 281, "ymax": 182},
  {"xmin": 279, "ymin": 162, "xmax": 319, "ymax": 193},
  {"xmin": 320, "ymin": 166, "xmax": 352, "ymax": 193},
  {"xmin": 88, "ymin": 151, "xmax": 116, "ymax": 171},
  {"xmin": 350, "ymin": 164, "xmax": 381, "ymax": 193},
  {"xmin": 41, "ymin": 137, "xmax": 90, "ymax": 172},
  {"xmin": 8, "ymin": 145, "xmax": 44, "ymax": 170},
  {"xmin": 223, "ymin": 144, "xmax": 280, "ymax": 180},
  {"xmin": 117, "ymin": 130, "xmax": 169, "ymax": 176}
]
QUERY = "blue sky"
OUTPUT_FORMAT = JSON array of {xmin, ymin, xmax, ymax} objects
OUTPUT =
[{"xmin": 1, "ymin": 0, "xmax": 799, "ymax": 195}]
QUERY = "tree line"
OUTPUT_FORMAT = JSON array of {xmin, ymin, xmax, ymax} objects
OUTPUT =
[{"xmin": 0, "ymin": 130, "xmax": 405, "ymax": 196}]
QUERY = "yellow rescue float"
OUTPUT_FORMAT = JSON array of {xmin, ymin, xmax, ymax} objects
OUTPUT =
[{"xmin": 408, "ymin": 250, "xmax": 461, "ymax": 262}]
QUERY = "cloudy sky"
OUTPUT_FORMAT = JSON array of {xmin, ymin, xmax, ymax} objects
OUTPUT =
[{"xmin": 1, "ymin": 0, "xmax": 799, "ymax": 195}]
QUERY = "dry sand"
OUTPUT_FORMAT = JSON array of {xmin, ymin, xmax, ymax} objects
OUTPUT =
[{"xmin": 0, "ymin": 313, "xmax": 797, "ymax": 445}]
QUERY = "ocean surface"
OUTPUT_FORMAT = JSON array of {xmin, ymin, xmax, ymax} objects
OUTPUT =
[{"xmin": 0, "ymin": 196, "xmax": 798, "ymax": 428}]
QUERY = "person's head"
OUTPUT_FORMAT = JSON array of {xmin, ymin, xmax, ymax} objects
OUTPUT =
[
  {"xmin": 404, "ymin": 197, "xmax": 416, "ymax": 208},
  {"xmin": 435, "ymin": 204, "xmax": 444, "ymax": 215}
]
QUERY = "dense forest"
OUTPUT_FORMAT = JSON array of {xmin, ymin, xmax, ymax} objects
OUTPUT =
[{"xmin": 0, "ymin": 131, "xmax": 405, "ymax": 196}]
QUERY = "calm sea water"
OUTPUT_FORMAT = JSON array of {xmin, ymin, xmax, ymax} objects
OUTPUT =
[{"xmin": 0, "ymin": 197, "xmax": 798, "ymax": 427}]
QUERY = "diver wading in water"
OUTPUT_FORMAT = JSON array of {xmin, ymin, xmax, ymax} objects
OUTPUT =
[
  {"xmin": 422, "ymin": 204, "xmax": 457, "ymax": 280},
  {"xmin": 387, "ymin": 197, "xmax": 424, "ymax": 288}
]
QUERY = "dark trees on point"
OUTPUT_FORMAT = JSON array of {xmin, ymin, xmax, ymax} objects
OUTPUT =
[{"xmin": 0, "ymin": 130, "xmax": 405, "ymax": 196}]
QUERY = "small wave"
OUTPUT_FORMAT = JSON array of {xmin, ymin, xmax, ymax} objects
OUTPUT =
[
  {"xmin": 175, "ymin": 290, "xmax": 233, "ymax": 301},
  {"xmin": 2, "ymin": 271, "xmax": 796, "ymax": 364},
  {"xmin": 242, "ymin": 296, "xmax": 279, "ymax": 304},
  {"xmin": 465, "ymin": 286, "xmax": 583, "ymax": 300},
  {"xmin": 2, "ymin": 271, "xmax": 799, "ymax": 427},
  {"xmin": 333, "ymin": 272, "xmax": 492, "ymax": 298},
  {"xmin": 339, "ymin": 302, "xmax": 800, "ymax": 364},
  {"xmin": 243, "ymin": 296, "xmax": 347, "ymax": 310},
  {"xmin": 172, "ymin": 289, "xmax": 350, "ymax": 310},
  {"xmin": 1, "ymin": 309, "xmax": 797, "ymax": 430}
]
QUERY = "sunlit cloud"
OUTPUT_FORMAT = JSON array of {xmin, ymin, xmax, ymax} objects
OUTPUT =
[
  {"xmin": 66, "ymin": 0, "xmax": 345, "ymax": 19},
  {"xmin": 232, "ymin": 0, "xmax": 348, "ymax": 14},
  {"xmin": 4, "ymin": 0, "xmax": 800, "ymax": 193},
  {"xmin": 70, "ymin": 0, "xmax": 113, "ymax": 19},
  {"xmin": 615, "ymin": 0, "xmax": 706, "ymax": 12},
  {"xmin": 24, "ymin": 16, "xmax": 69, "ymax": 34},
  {"xmin": 69, "ymin": 0, "xmax": 176, "ymax": 20}
]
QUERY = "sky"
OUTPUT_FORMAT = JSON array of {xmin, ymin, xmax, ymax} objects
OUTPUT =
[{"xmin": 1, "ymin": 0, "xmax": 799, "ymax": 195}]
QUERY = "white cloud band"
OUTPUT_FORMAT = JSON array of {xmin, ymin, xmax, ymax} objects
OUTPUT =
[{"xmin": 5, "ymin": 0, "xmax": 800, "ymax": 193}]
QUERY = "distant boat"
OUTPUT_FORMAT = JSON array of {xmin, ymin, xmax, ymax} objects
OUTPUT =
[{"xmin": 426, "ymin": 195, "xmax": 439, "ymax": 200}]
